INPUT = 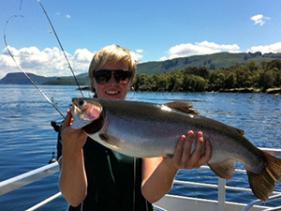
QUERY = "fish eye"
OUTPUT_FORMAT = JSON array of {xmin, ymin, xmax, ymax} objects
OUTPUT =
[{"xmin": 78, "ymin": 99, "xmax": 85, "ymax": 107}]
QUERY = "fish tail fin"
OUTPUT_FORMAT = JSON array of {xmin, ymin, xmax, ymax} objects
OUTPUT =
[{"xmin": 247, "ymin": 152, "xmax": 281, "ymax": 201}]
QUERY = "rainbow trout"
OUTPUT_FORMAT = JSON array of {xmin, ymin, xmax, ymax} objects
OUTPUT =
[{"xmin": 71, "ymin": 98, "xmax": 281, "ymax": 201}]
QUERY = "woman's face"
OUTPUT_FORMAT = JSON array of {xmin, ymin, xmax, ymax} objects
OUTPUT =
[{"xmin": 92, "ymin": 61, "xmax": 132, "ymax": 100}]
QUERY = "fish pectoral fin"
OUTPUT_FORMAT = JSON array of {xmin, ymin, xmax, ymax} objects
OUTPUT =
[
  {"xmin": 164, "ymin": 101, "xmax": 199, "ymax": 115},
  {"xmin": 99, "ymin": 133, "xmax": 121, "ymax": 149},
  {"xmin": 247, "ymin": 152, "xmax": 281, "ymax": 201},
  {"xmin": 208, "ymin": 159, "xmax": 235, "ymax": 179}
]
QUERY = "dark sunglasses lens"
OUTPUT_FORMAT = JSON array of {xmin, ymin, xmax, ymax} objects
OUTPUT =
[
  {"xmin": 114, "ymin": 70, "xmax": 132, "ymax": 82},
  {"xmin": 94, "ymin": 70, "xmax": 111, "ymax": 84}
]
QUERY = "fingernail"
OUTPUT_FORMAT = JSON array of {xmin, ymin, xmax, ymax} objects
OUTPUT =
[
  {"xmin": 180, "ymin": 135, "xmax": 186, "ymax": 141},
  {"xmin": 198, "ymin": 131, "xmax": 203, "ymax": 138},
  {"xmin": 187, "ymin": 130, "xmax": 194, "ymax": 136},
  {"xmin": 198, "ymin": 131, "xmax": 204, "ymax": 143}
]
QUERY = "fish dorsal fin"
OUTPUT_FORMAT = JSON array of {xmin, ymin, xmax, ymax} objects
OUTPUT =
[
  {"xmin": 228, "ymin": 126, "xmax": 244, "ymax": 136},
  {"xmin": 208, "ymin": 159, "xmax": 236, "ymax": 179},
  {"xmin": 164, "ymin": 101, "xmax": 199, "ymax": 115},
  {"xmin": 235, "ymin": 128, "xmax": 245, "ymax": 136}
]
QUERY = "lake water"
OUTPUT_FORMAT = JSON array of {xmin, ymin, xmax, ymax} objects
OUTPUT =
[{"xmin": 0, "ymin": 85, "xmax": 280, "ymax": 210}]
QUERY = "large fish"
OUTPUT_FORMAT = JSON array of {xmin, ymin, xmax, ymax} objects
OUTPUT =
[{"xmin": 70, "ymin": 98, "xmax": 281, "ymax": 201}]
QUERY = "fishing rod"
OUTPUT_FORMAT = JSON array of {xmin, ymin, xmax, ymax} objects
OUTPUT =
[
  {"xmin": 3, "ymin": 15, "xmax": 65, "ymax": 119},
  {"xmin": 37, "ymin": 0, "xmax": 85, "ymax": 97}
]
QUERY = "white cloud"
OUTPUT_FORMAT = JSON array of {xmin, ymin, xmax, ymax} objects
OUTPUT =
[
  {"xmin": 55, "ymin": 12, "xmax": 71, "ymax": 19},
  {"xmin": 0, "ymin": 46, "xmax": 145, "ymax": 79},
  {"xmin": 0, "ymin": 53, "xmax": 17, "ymax": 67},
  {"xmin": 248, "ymin": 42, "xmax": 281, "ymax": 53},
  {"xmin": 160, "ymin": 41, "xmax": 240, "ymax": 60},
  {"xmin": 0, "ymin": 46, "xmax": 95, "ymax": 79},
  {"xmin": 72, "ymin": 48, "xmax": 95, "ymax": 71},
  {"xmin": 73, "ymin": 48, "xmax": 94, "ymax": 62},
  {"xmin": 250, "ymin": 14, "xmax": 270, "ymax": 26},
  {"xmin": 131, "ymin": 49, "xmax": 144, "ymax": 63}
]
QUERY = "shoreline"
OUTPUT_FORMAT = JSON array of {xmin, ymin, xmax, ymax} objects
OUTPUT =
[
  {"xmin": 218, "ymin": 87, "xmax": 281, "ymax": 95},
  {"xmin": 77, "ymin": 86, "xmax": 281, "ymax": 95},
  {"xmin": 0, "ymin": 84, "xmax": 280, "ymax": 95}
]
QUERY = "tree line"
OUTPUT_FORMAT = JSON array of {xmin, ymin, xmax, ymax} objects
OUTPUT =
[{"xmin": 133, "ymin": 60, "xmax": 281, "ymax": 92}]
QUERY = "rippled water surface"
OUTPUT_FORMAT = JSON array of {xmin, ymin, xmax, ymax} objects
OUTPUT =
[{"xmin": 0, "ymin": 85, "xmax": 280, "ymax": 210}]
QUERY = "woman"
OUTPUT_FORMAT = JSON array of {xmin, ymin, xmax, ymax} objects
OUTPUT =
[{"xmin": 60, "ymin": 44, "xmax": 212, "ymax": 211}]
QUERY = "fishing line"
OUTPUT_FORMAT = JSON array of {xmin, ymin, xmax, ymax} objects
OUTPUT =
[
  {"xmin": 19, "ymin": 0, "xmax": 23, "ymax": 10},
  {"xmin": 3, "ymin": 15, "xmax": 65, "ymax": 119},
  {"xmin": 37, "ymin": 0, "xmax": 85, "ymax": 97}
]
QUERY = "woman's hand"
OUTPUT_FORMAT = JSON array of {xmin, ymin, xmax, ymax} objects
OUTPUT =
[
  {"xmin": 60, "ymin": 109, "xmax": 88, "ymax": 153},
  {"xmin": 164, "ymin": 130, "xmax": 212, "ymax": 170}
]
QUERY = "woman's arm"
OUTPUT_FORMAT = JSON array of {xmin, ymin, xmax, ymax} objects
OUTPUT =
[
  {"xmin": 141, "ymin": 157, "xmax": 176, "ymax": 203},
  {"xmin": 59, "ymin": 112, "xmax": 88, "ymax": 206},
  {"xmin": 141, "ymin": 130, "xmax": 212, "ymax": 203}
]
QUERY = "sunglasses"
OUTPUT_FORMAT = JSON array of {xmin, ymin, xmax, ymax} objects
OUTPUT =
[{"xmin": 93, "ymin": 69, "xmax": 133, "ymax": 84}]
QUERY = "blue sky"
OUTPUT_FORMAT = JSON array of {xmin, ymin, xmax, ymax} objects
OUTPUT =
[{"xmin": 0, "ymin": 0, "xmax": 281, "ymax": 79}]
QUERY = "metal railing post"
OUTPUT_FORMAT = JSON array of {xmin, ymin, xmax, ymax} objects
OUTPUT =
[{"xmin": 218, "ymin": 178, "xmax": 226, "ymax": 211}]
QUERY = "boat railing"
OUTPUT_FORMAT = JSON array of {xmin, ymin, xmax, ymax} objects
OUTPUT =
[
  {"xmin": 0, "ymin": 147, "xmax": 280, "ymax": 211},
  {"xmin": 242, "ymin": 193, "xmax": 281, "ymax": 211},
  {"xmin": 0, "ymin": 162, "xmax": 59, "ymax": 196}
]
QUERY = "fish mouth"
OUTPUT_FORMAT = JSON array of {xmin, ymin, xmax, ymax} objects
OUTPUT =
[{"xmin": 71, "ymin": 98, "xmax": 103, "ymax": 129}]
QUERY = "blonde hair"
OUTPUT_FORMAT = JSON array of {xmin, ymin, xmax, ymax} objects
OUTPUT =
[{"xmin": 88, "ymin": 44, "xmax": 137, "ymax": 91}]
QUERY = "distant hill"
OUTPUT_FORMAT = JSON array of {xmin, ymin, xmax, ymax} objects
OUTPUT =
[
  {"xmin": 0, "ymin": 72, "xmax": 57, "ymax": 84},
  {"xmin": 1, "ymin": 52, "xmax": 281, "ymax": 85},
  {"xmin": 137, "ymin": 52, "xmax": 281, "ymax": 74},
  {"xmin": 0, "ymin": 72, "xmax": 89, "ymax": 85}
]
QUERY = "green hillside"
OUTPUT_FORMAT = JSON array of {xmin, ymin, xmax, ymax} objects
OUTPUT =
[{"xmin": 137, "ymin": 52, "xmax": 281, "ymax": 74}]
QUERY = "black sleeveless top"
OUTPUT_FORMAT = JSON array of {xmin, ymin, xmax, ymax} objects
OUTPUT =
[{"xmin": 58, "ymin": 137, "xmax": 153, "ymax": 211}]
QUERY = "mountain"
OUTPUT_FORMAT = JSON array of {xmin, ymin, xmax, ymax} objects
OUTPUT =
[
  {"xmin": 0, "ymin": 71, "xmax": 88, "ymax": 85},
  {"xmin": 137, "ymin": 52, "xmax": 281, "ymax": 74},
  {"xmin": 0, "ymin": 72, "xmax": 57, "ymax": 84},
  {"xmin": 1, "ymin": 52, "xmax": 281, "ymax": 85}
]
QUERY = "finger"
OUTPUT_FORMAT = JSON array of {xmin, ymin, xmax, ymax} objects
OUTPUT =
[
  {"xmin": 181, "ymin": 130, "xmax": 194, "ymax": 166},
  {"xmin": 189, "ymin": 131, "xmax": 205, "ymax": 167},
  {"xmin": 173, "ymin": 135, "xmax": 186, "ymax": 166},
  {"xmin": 197, "ymin": 131, "xmax": 204, "ymax": 142},
  {"xmin": 202, "ymin": 141, "xmax": 212, "ymax": 163},
  {"xmin": 194, "ymin": 131, "xmax": 204, "ymax": 154},
  {"xmin": 61, "ymin": 109, "xmax": 72, "ymax": 130},
  {"xmin": 195, "ymin": 139, "xmax": 212, "ymax": 167}
]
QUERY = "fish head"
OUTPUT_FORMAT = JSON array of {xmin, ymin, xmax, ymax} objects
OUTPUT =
[{"xmin": 71, "ymin": 98, "xmax": 103, "ymax": 131}]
